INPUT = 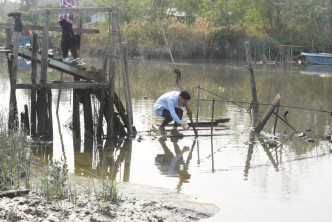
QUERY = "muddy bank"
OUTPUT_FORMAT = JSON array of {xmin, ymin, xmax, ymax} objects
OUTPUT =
[{"xmin": 0, "ymin": 182, "xmax": 219, "ymax": 221}]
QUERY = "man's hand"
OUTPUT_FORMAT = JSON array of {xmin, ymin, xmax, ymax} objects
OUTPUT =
[{"xmin": 181, "ymin": 122, "xmax": 190, "ymax": 130}]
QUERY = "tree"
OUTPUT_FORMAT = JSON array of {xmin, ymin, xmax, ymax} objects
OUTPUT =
[{"xmin": 251, "ymin": 0, "xmax": 295, "ymax": 34}]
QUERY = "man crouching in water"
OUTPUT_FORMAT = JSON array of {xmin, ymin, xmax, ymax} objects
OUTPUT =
[{"xmin": 154, "ymin": 91, "xmax": 190, "ymax": 135}]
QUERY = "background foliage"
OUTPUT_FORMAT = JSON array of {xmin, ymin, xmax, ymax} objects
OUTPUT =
[{"xmin": 1, "ymin": 0, "xmax": 332, "ymax": 59}]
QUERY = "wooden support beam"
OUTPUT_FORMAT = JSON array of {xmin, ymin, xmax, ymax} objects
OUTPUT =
[
  {"xmin": 0, "ymin": 23, "xmax": 99, "ymax": 34},
  {"xmin": 18, "ymin": 47, "xmax": 102, "ymax": 81},
  {"xmin": 83, "ymin": 90, "xmax": 93, "ymax": 136},
  {"xmin": 16, "ymin": 82, "xmax": 105, "ymax": 90},
  {"xmin": 38, "ymin": 10, "xmax": 50, "ymax": 137},
  {"xmin": 31, "ymin": 33, "xmax": 37, "ymax": 136},
  {"xmin": 120, "ymin": 43, "xmax": 134, "ymax": 135},
  {"xmin": 30, "ymin": 7, "xmax": 114, "ymax": 14},
  {"xmin": 108, "ymin": 5, "xmax": 119, "ymax": 139},
  {"xmin": 255, "ymin": 94, "xmax": 281, "ymax": 133}
]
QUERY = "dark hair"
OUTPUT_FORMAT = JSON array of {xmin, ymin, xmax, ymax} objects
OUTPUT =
[{"xmin": 179, "ymin": 91, "xmax": 191, "ymax": 100}]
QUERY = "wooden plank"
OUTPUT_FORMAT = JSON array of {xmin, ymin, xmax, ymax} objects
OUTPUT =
[
  {"xmin": 152, "ymin": 125, "xmax": 228, "ymax": 138},
  {"xmin": 30, "ymin": 7, "xmax": 114, "ymax": 14},
  {"xmin": 0, "ymin": 23, "xmax": 99, "ymax": 34},
  {"xmin": 18, "ymin": 47, "xmax": 102, "ymax": 81},
  {"xmin": 154, "ymin": 125, "xmax": 229, "ymax": 131},
  {"xmin": 0, "ymin": 49, "xmax": 11, "ymax": 53},
  {"xmin": 255, "ymin": 94, "xmax": 281, "ymax": 133},
  {"xmin": 16, "ymin": 82, "xmax": 104, "ymax": 89}
]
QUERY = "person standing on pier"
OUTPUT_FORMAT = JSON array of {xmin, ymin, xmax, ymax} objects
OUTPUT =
[
  {"xmin": 58, "ymin": 0, "xmax": 85, "ymax": 66},
  {"xmin": 154, "ymin": 90, "xmax": 191, "ymax": 135}
]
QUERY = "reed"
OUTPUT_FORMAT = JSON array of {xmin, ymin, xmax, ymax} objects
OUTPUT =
[
  {"xmin": 0, "ymin": 108, "xmax": 31, "ymax": 191},
  {"xmin": 37, "ymin": 156, "xmax": 70, "ymax": 199}
]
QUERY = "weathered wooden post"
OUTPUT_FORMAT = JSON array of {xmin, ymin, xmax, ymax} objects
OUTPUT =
[
  {"xmin": 38, "ymin": 10, "xmax": 50, "ymax": 138},
  {"xmin": 97, "ymin": 56, "xmax": 109, "ymax": 139},
  {"xmin": 73, "ymin": 88, "xmax": 81, "ymax": 140},
  {"xmin": 273, "ymin": 103, "xmax": 280, "ymax": 135},
  {"xmin": 244, "ymin": 41, "xmax": 258, "ymax": 109},
  {"xmin": 31, "ymin": 33, "xmax": 38, "ymax": 136},
  {"xmin": 107, "ymin": 3, "xmax": 118, "ymax": 139},
  {"xmin": 255, "ymin": 94, "xmax": 281, "ymax": 133},
  {"xmin": 7, "ymin": 12, "xmax": 22, "ymax": 130},
  {"xmin": 195, "ymin": 85, "xmax": 201, "ymax": 125},
  {"xmin": 83, "ymin": 90, "xmax": 93, "ymax": 136},
  {"xmin": 210, "ymin": 98, "xmax": 215, "ymax": 135},
  {"xmin": 120, "ymin": 43, "xmax": 133, "ymax": 135}
]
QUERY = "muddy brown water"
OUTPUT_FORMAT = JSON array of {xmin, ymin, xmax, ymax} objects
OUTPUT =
[{"xmin": 0, "ymin": 58, "xmax": 331, "ymax": 221}]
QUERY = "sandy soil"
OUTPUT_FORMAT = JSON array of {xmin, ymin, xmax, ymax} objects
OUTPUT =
[{"xmin": 0, "ymin": 183, "xmax": 220, "ymax": 221}]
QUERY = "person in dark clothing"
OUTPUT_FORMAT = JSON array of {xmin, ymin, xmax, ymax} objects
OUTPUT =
[{"xmin": 58, "ymin": 0, "xmax": 85, "ymax": 65}]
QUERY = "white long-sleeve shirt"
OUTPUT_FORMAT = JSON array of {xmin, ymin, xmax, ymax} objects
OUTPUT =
[{"xmin": 154, "ymin": 91, "xmax": 184, "ymax": 124}]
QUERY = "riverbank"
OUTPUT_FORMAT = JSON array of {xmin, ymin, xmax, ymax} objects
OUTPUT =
[{"xmin": 0, "ymin": 181, "xmax": 220, "ymax": 221}]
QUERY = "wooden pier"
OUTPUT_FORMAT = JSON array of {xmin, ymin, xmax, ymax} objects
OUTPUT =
[{"xmin": 1, "ymin": 5, "xmax": 136, "ymax": 141}]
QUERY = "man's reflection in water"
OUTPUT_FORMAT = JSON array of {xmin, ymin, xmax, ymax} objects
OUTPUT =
[{"xmin": 155, "ymin": 137, "xmax": 191, "ymax": 192}]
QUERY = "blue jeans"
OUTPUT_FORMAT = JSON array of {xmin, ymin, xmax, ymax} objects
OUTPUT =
[{"xmin": 161, "ymin": 108, "xmax": 183, "ymax": 127}]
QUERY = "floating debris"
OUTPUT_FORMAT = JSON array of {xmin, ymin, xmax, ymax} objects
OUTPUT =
[{"xmin": 297, "ymin": 132, "xmax": 306, "ymax": 137}]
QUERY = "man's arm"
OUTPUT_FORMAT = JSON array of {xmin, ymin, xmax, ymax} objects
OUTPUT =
[{"xmin": 167, "ymin": 100, "xmax": 181, "ymax": 124}]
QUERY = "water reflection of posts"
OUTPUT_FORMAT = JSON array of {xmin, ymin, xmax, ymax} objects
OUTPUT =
[
  {"xmin": 100, "ymin": 140, "xmax": 132, "ymax": 182},
  {"xmin": 56, "ymin": 114, "xmax": 67, "ymax": 162},
  {"xmin": 244, "ymin": 107, "xmax": 259, "ymax": 179}
]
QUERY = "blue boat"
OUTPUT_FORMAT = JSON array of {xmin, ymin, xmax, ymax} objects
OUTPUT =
[{"xmin": 301, "ymin": 52, "xmax": 332, "ymax": 65}]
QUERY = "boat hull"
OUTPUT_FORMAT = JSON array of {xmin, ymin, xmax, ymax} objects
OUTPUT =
[{"xmin": 301, "ymin": 52, "xmax": 332, "ymax": 65}]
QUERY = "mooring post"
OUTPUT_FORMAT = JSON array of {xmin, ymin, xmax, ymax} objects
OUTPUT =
[
  {"xmin": 107, "ymin": 3, "xmax": 119, "ymax": 139},
  {"xmin": 211, "ymin": 98, "xmax": 215, "ymax": 135},
  {"xmin": 244, "ymin": 41, "xmax": 258, "ymax": 107},
  {"xmin": 31, "ymin": 33, "xmax": 38, "ymax": 136},
  {"xmin": 196, "ymin": 85, "xmax": 201, "ymax": 126}
]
